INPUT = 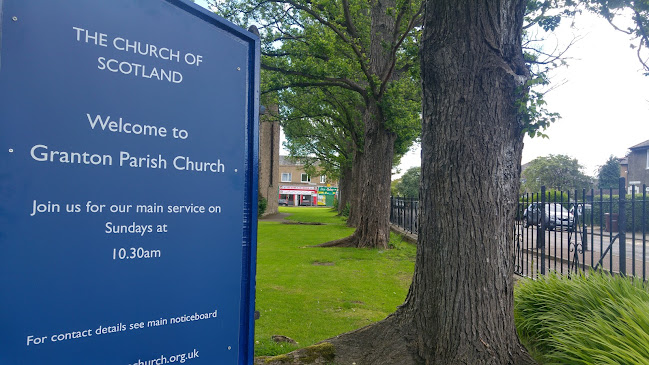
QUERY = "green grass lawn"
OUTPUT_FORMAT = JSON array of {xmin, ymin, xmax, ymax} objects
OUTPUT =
[{"xmin": 254, "ymin": 207, "xmax": 415, "ymax": 356}]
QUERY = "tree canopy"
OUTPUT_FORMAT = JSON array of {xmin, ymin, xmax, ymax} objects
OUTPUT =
[
  {"xmin": 522, "ymin": 154, "xmax": 593, "ymax": 192},
  {"xmin": 598, "ymin": 155, "xmax": 622, "ymax": 189},
  {"xmin": 394, "ymin": 166, "xmax": 420, "ymax": 198}
]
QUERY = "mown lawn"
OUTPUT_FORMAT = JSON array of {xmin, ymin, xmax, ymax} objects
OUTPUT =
[{"xmin": 254, "ymin": 207, "xmax": 416, "ymax": 356}]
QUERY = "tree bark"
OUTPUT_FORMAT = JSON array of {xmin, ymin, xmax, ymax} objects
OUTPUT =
[
  {"xmin": 353, "ymin": 100, "xmax": 396, "ymax": 248},
  {"xmin": 346, "ymin": 150, "xmax": 362, "ymax": 227},
  {"xmin": 394, "ymin": 0, "xmax": 533, "ymax": 362},
  {"xmin": 337, "ymin": 162, "xmax": 353, "ymax": 216},
  {"xmin": 301, "ymin": 0, "xmax": 537, "ymax": 363}
]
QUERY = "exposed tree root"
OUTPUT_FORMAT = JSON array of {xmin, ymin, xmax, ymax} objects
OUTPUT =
[
  {"xmin": 281, "ymin": 221, "xmax": 324, "ymax": 225},
  {"xmin": 314, "ymin": 232, "xmax": 360, "ymax": 248},
  {"xmin": 324, "ymin": 313, "xmax": 420, "ymax": 365},
  {"xmin": 256, "ymin": 310, "xmax": 537, "ymax": 365},
  {"xmin": 257, "ymin": 314, "xmax": 419, "ymax": 365},
  {"xmin": 315, "ymin": 229, "xmax": 390, "ymax": 249}
]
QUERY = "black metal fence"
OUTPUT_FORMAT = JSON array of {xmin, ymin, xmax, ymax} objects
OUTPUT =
[
  {"xmin": 390, "ymin": 177, "xmax": 649, "ymax": 279},
  {"xmin": 515, "ymin": 178, "xmax": 648, "ymax": 279},
  {"xmin": 390, "ymin": 196, "xmax": 419, "ymax": 234}
]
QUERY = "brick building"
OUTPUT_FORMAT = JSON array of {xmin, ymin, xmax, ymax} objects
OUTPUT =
[
  {"xmin": 624, "ymin": 139, "xmax": 649, "ymax": 193},
  {"xmin": 279, "ymin": 156, "xmax": 338, "ymax": 206}
]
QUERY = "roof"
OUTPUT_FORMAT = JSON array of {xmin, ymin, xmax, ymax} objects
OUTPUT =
[
  {"xmin": 629, "ymin": 139, "xmax": 649, "ymax": 150},
  {"xmin": 279, "ymin": 155, "xmax": 302, "ymax": 166},
  {"xmin": 619, "ymin": 156, "xmax": 629, "ymax": 165},
  {"xmin": 279, "ymin": 155, "xmax": 319, "ymax": 167}
]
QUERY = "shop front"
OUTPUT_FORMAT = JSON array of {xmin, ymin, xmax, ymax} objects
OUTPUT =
[
  {"xmin": 317, "ymin": 186, "xmax": 338, "ymax": 206},
  {"xmin": 279, "ymin": 186, "xmax": 318, "ymax": 206}
]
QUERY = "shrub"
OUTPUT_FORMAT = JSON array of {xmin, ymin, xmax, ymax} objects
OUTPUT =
[
  {"xmin": 587, "ymin": 194, "xmax": 649, "ymax": 232},
  {"xmin": 515, "ymin": 271, "xmax": 649, "ymax": 364},
  {"xmin": 340, "ymin": 202, "xmax": 350, "ymax": 217},
  {"xmin": 258, "ymin": 196, "xmax": 267, "ymax": 218},
  {"xmin": 519, "ymin": 190, "xmax": 570, "ymax": 204}
]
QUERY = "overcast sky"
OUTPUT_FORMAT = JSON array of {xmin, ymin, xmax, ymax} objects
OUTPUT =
[{"xmin": 194, "ymin": 1, "xmax": 649, "ymax": 179}]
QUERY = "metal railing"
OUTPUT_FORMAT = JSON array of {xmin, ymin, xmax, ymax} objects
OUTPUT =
[
  {"xmin": 515, "ymin": 177, "xmax": 648, "ymax": 279},
  {"xmin": 390, "ymin": 177, "xmax": 649, "ymax": 279},
  {"xmin": 390, "ymin": 196, "xmax": 418, "ymax": 234}
]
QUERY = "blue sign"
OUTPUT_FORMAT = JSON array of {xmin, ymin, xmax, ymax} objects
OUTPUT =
[{"xmin": 0, "ymin": 1, "xmax": 259, "ymax": 364}]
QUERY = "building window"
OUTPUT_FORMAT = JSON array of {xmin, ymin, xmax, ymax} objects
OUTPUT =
[
  {"xmin": 320, "ymin": 175, "xmax": 326, "ymax": 184},
  {"xmin": 281, "ymin": 173, "xmax": 292, "ymax": 182},
  {"xmin": 301, "ymin": 173, "xmax": 310, "ymax": 182},
  {"xmin": 646, "ymin": 150, "xmax": 649, "ymax": 169}
]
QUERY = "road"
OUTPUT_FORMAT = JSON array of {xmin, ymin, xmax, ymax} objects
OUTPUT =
[{"xmin": 514, "ymin": 223, "xmax": 649, "ymax": 279}]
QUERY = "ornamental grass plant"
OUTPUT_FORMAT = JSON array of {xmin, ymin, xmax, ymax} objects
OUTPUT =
[{"xmin": 515, "ymin": 271, "xmax": 649, "ymax": 364}]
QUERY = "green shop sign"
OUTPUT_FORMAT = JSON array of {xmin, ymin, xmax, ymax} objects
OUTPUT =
[{"xmin": 318, "ymin": 187, "xmax": 338, "ymax": 195}]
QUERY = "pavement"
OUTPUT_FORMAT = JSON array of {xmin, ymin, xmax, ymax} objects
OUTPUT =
[{"xmin": 259, "ymin": 211, "xmax": 291, "ymax": 222}]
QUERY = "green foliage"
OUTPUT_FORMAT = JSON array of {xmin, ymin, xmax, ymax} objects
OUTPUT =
[
  {"xmin": 390, "ymin": 178, "xmax": 400, "ymax": 196},
  {"xmin": 518, "ymin": 1, "xmax": 581, "ymax": 138},
  {"xmin": 597, "ymin": 155, "xmax": 621, "ymax": 189},
  {"xmin": 525, "ymin": 1, "xmax": 579, "ymax": 32},
  {"xmin": 280, "ymin": 86, "xmax": 363, "ymax": 180},
  {"xmin": 587, "ymin": 193, "xmax": 649, "ymax": 232},
  {"xmin": 519, "ymin": 189, "xmax": 571, "ymax": 203},
  {"xmin": 515, "ymin": 271, "xmax": 649, "ymax": 364},
  {"xmin": 340, "ymin": 202, "xmax": 350, "ymax": 217},
  {"xmin": 255, "ymin": 207, "xmax": 415, "ymax": 356},
  {"xmin": 258, "ymin": 196, "xmax": 268, "ymax": 218},
  {"xmin": 381, "ymin": 78, "xmax": 422, "ymax": 160},
  {"xmin": 522, "ymin": 154, "xmax": 592, "ymax": 192},
  {"xmin": 394, "ymin": 166, "xmax": 420, "ymax": 198},
  {"xmin": 517, "ymin": 76, "xmax": 560, "ymax": 138}
]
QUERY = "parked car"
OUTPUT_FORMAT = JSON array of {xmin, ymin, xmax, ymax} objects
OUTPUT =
[
  {"xmin": 522, "ymin": 203, "xmax": 574, "ymax": 231},
  {"xmin": 569, "ymin": 202, "xmax": 591, "ymax": 217},
  {"xmin": 278, "ymin": 198, "xmax": 289, "ymax": 206}
]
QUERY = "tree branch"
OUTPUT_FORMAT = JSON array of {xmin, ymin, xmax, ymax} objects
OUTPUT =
[
  {"xmin": 267, "ymin": 0, "xmax": 377, "ymax": 94},
  {"xmin": 262, "ymin": 64, "xmax": 366, "ymax": 94},
  {"xmin": 379, "ymin": 2, "xmax": 423, "ymax": 98}
]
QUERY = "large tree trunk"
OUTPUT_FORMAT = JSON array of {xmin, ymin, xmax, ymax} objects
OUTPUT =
[
  {"xmin": 282, "ymin": 0, "xmax": 536, "ymax": 364},
  {"xmin": 397, "ymin": 0, "xmax": 533, "ymax": 361}
]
